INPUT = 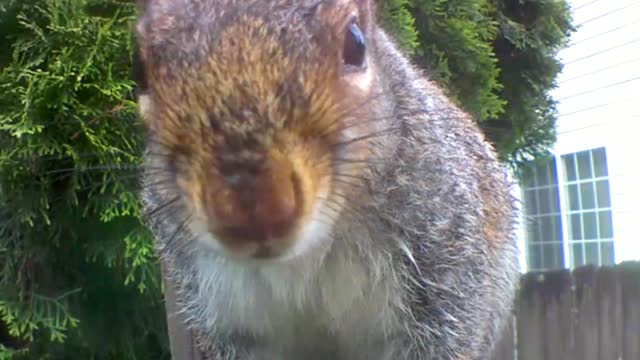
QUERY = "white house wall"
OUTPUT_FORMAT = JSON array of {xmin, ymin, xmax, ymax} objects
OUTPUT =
[
  {"xmin": 516, "ymin": 0, "xmax": 640, "ymax": 272},
  {"xmin": 551, "ymin": 119, "xmax": 640, "ymax": 265}
]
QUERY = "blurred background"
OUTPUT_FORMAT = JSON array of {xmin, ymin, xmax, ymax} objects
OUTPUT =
[{"xmin": 0, "ymin": 0, "xmax": 637, "ymax": 359}]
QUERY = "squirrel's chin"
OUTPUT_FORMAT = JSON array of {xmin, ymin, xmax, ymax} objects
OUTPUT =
[{"xmin": 188, "ymin": 202, "xmax": 338, "ymax": 263}]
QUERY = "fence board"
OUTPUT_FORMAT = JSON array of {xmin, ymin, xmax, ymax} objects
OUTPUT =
[
  {"xmin": 162, "ymin": 265, "xmax": 204, "ymax": 360},
  {"xmin": 543, "ymin": 271, "xmax": 573, "ymax": 360},
  {"xmin": 621, "ymin": 264, "xmax": 640, "ymax": 360},
  {"xmin": 574, "ymin": 267, "xmax": 600, "ymax": 360},
  {"xmin": 598, "ymin": 267, "xmax": 622, "ymax": 360},
  {"xmin": 491, "ymin": 262, "xmax": 640, "ymax": 360}
]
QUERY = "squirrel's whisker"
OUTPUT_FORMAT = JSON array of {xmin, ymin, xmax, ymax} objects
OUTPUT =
[
  {"xmin": 147, "ymin": 196, "xmax": 181, "ymax": 218},
  {"xmin": 331, "ymin": 158, "xmax": 388, "ymax": 166},
  {"xmin": 330, "ymin": 127, "xmax": 401, "ymax": 149},
  {"xmin": 330, "ymin": 172, "xmax": 368, "ymax": 182},
  {"xmin": 163, "ymin": 215, "xmax": 193, "ymax": 253}
]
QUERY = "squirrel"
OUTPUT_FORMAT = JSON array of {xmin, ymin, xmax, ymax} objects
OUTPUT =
[{"xmin": 133, "ymin": 0, "xmax": 520, "ymax": 359}]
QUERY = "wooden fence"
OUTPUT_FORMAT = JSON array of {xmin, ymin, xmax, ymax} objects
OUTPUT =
[
  {"xmin": 163, "ymin": 262, "xmax": 640, "ymax": 359},
  {"xmin": 491, "ymin": 262, "xmax": 640, "ymax": 360}
]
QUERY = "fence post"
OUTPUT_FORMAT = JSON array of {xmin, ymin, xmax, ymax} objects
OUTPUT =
[{"xmin": 162, "ymin": 265, "xmax": 203, "ymax": 360}]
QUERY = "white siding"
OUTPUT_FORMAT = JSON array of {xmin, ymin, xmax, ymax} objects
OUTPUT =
[
  {"xmin": 552, "ymin": 119, "xmax": 640, "ymax": 264},
  {"xmin": 553, "ymin": 0, "xmax": 640, "ymax": 130},
  {"xmin": 517, "ymin": 0, "xmax": 640, "ymax": 271}
]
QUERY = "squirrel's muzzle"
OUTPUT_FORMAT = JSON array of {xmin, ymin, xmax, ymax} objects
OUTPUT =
[{"xmin": 205, "ymin": 151, "xmax": 305, "ymax": 258}]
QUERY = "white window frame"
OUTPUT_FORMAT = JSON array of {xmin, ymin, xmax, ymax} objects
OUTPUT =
[
  {"xmin": 554, "ymin": 152, "xmax": 572, "ymax": 268},
  {"xmin": 521, "ymin": 158, "xmax": 565, "ymax": 271},
  {"xmin": 559, "ymin": 148, "xmax": 614, "ymax": 268},
  {"xmin": 521, "ymin": 145, "xmax": 615, "ymax": 271}
]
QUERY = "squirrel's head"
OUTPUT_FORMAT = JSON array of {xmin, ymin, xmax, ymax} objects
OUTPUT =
[{"xmin": 135, "ymin": 0, "xmax": 388, "ymax": 260}]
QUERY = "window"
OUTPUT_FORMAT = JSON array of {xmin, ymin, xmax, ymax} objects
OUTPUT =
[
  {"xmin": 521, "ymin": 147, "xmax": 615, "ymax": 272},
  {"xmin": 521, "ymin": 158, "xmax": 564, "ymax": 271},
  {"xmin": 561, "ymin": 148, "xmax": 614, "ymax": 268}
]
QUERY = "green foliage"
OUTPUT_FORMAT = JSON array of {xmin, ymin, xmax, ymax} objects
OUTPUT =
[
  {"xmin": 412, "ymin": 0, "xmax": 506, "ymax": 121},
  {"xmin": 0, "ymin": 0, "xmax": 573, "ymax": 358},
  {"xmin": 0, "ymin": 0, "xmax": 168, "ymax": 358},
  {"xmin": 377, "ymin": 0, "xmax": 421, "ymax": 55},
  {"xmin": 488, "ymin": 0, "xmax": 574, "ymax": 170},
  {"xmin": 378, "ymin": 0, "xmax": 574, "ymax": 170},
  {"xmin": 0, "ymin": 290, "xmax": 80, "ymax": 343}
]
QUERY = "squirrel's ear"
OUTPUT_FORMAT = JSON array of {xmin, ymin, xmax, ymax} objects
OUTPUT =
[
  {"xmin": 133, "ymin": 0, "xmax": 170, "ymax": 66},
  {"xmin": 133, "ymin": 1, "xmax": 151, "ymax": 61},
  {"xmin": 133, "ymin": 0, "xmax": 161, "ymax": 130},
  {"xmin": 134, "ymin": 0, "xmax": 190, "ymax": 57}
]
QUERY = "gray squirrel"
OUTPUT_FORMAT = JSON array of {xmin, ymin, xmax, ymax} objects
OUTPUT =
[{"xmin": 133, "ymin": 0, "xmax": 520, "ymax": 359}]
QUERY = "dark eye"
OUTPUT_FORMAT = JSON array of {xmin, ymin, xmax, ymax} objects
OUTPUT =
[{"xmin": 343, "ymin": 21, "xmax": 366, "ymax": 69}]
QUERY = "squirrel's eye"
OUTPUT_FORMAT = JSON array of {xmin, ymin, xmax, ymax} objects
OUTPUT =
[{"xmin": 343, "ymin": 21, "xmax": 366, "ymax": 69}]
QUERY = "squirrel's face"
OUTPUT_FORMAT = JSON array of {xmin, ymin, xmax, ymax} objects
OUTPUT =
[{"xmin": 135, "ymin": 0, "xmax": 385, "ymax": 260}]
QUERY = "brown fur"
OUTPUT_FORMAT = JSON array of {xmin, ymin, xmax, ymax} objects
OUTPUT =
[
  {"xmin": 137, "ymin": 1, "xmax": 377, "ymax": 252},
  {"xmin": 480, "ymin": 176, "xmax": 511, "ymax": 248}
]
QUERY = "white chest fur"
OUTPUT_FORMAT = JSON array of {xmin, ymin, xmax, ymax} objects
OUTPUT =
[{"xmin": 185, "ymin": 235, "xmax": 403, "ymax": 355}]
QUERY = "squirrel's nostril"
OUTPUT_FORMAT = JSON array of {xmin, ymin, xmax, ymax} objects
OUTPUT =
[{"xmin": 209, "ymin": 155, "xmax": 302, "ymax": 243}]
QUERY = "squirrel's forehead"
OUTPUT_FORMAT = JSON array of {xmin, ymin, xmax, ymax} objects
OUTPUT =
[
  {"xmin": 136, "ymin": 0, "xmax": 355, "ymax": 52},
  {"xmin": 136, "ymin": 4, "xmax": 353, "ymax": 82},
  {"xmin": 136, "ymin": 0, "xmax": 351, "ymax": 37}
]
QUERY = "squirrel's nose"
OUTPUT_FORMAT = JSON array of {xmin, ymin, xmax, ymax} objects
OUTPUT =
[{"xmin": 210, "ymin": 154, "xmax": 301, "ymax": 243}]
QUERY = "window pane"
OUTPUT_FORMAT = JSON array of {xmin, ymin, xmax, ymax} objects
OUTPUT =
[
  {"xmin": 543, "ymin": 243, "xmax": 563, "ymax": 269},
  {"xmin": 570, "ymin": 214, "xmax": 582, "ymax": 240},
  {"xmin": 583, "ymin": 212, "xmax": 598, "ymax": 240},
  {"xmin": 525, "ymin": 190, "xmax": 538, "ymax": 215},
  {"xmin": 596, "ymin": 180, "xmax": 611, "ymax": 208},
  {"xmin": 528, "ymin": 244, "xmax": 542, "ymax": 270},
  {"xmin": 567, "ymin": 184, "xmax": 580, "ymax": 211},
  {"xmin": 540, "ymin": 216, "xmax": 554, "ymax": 242},
  {"xmin": 522, "ymin": 167, "xmax": 536, "ymax": 188},
  {"xmin": 600, "ymin": 241, "xmax": 615, "ymax": 266},
  {"xmin": 572, "ymin": 243, "xmax": 585, "ymax": 267},
  {"xmin": 563, "ymin": 154, "xmax": 577, "ymax": 182},
  {"xmin": 584, "ymin": 242, "xmax": 599, "ymax": 265},
  {"xmin": 577, "ymin": 151, "xmax": 593, "ymax": 180},
  {"xmin": 526, "ymin": 218, "xmax": 541, "ymax": 243},
  {"xmin": 536, "ymin": 162, "xmax": 550, "ymax": 186},
  {"xmin": 580, "ymin": 182, "xmax": 596, "ymax": 210},
  {"xmin": 522, "ymin": 175, "xmax": 533, "ymax": 188},
  {"xmin": 592, "ymin": 148, "xmax": 608, "ymax": 177},
  {"xmin": 598, "ymin": 210, "xmax": 613, "ymax": 238},
  {"xmin": 539, "ymin": 188, "xmax": 552, "ymax": 214}
]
